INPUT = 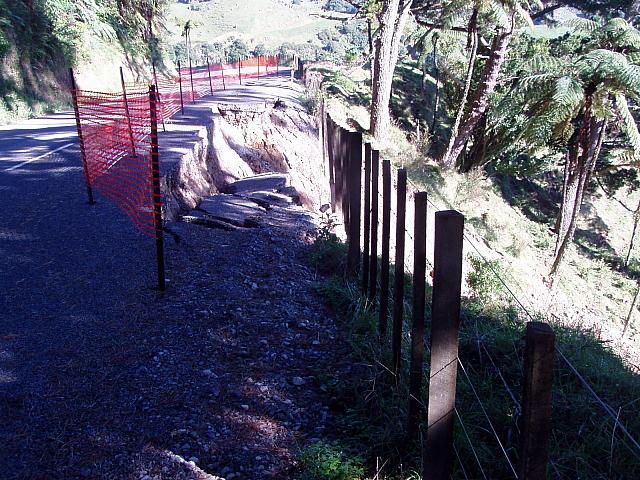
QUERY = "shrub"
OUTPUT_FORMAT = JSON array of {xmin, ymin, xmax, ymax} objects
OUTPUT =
[{"xmin": 298, "ymin": 441, "xmax": 364, "ymax": 480}]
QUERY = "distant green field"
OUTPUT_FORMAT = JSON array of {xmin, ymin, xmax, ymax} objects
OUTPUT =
[{"xmin": 166, "ymin": 0, "xmax": 346, "ymax": 48}]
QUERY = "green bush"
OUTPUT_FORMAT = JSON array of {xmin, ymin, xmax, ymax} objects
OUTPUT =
[
  {"xmin": 466, "ymin": 254, "xmax": 506, "ymax": 304},
  {"xmin": 297, "ymin": 441, "xmax": 364, "ymax": 480}
]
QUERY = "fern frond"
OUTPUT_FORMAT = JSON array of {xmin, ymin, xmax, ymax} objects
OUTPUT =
[
  {"xmin": 551, "ymin": 75, "xmax": 584, "ymax": 117},
  {"xmin": 564, "ymin": 17, "xmax": 601, "ymax": 33},
  {"xmin": 616, "ymin": 92, "xmax": 640, "ymax": 154},
  {"xmin": 516, "ymin": 72, "xmax": 557, "ymax": 92},
  {"xmin": 518, "ymin": 54, "xmax": 565, "ymax": 74},
  {"xmin": 514, "ymin": 3, "xmax": 533, "ymax": 28},
  {"xmin": 480, "ymin": 1, "xmax": 510, "ymax": 29},
  {"xmin": 609, "ymin": 147, "xmax": 640, "ymax": 166}
]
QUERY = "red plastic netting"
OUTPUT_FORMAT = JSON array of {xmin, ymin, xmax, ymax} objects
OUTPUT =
[
  {"xmin": 74, "ymin": 88, "xmax": 159, "ymax": 236},
  {"xmin": 72, "ymin": 55, "xmax": 291, "ymax": 234}
]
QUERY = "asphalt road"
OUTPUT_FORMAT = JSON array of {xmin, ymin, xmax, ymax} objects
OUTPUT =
[{"xmin": 0, "ymin": 73, "xmax": 303, "ymax": 478}]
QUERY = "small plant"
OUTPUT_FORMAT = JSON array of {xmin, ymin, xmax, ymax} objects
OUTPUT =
[
  {"xmin": 301, "ymin": 90, "xmax": 322, "ymax": 115},
  {"xmin": 308, "ymin": 211, "xmax": 347, "ymax": 275},
  {"xmin": 297, "ymin": 441, "xmax": 364, "ymax": 480},
  {"xmin": 466, "ymin": 254, "xmax": 506, "ymax": 305}
]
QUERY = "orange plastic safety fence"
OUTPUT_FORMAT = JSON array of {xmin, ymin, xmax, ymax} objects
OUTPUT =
[
  {"xmin": 72, "ymin": 55, "xmax": 290, "ymax": 234},
  {"xmin": 74, "ymin": 89, "xmax": 158, "ymax": 236}
]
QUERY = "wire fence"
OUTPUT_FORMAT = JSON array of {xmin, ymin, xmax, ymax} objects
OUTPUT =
[{"xmin": 317, "ymin": 95, "xmax": 640, "ymax": 478}]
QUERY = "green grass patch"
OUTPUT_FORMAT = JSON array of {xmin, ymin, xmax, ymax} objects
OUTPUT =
[{"xmin": 305, "ymin": 231, "xmax": 640, "ymax": 479}]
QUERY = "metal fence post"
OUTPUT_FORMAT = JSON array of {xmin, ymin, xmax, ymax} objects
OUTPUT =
[
  {"xmin": 152, "ymin": 62, "xmax": 166, "ymax": 132},
  {"xmin": 368, "ymin": 149, "xmax": 380, "ymax": 301},
  {"xmin": 362, "ymin": 143, "xmax": 372, "ymax": 294},
  {"xmin": 519, "ymin": 322, "xmax": 555, "ymax": 480},
  {"xmin": 392, "ymin": 168, "xmax": 407, "ymax": 377},
  {"xmin": 424, "ymin": 210, "xmax": 465, "ymax": 480},
  {"xmin": 188, "ymin": 57, "xmax": 195, "ymax": 102},
  {"xmin": 379, "ymin": 159, "xmax": 392, "ymax": 335},
  {"xmin": 238, "ymin": 57, "xmax": 242, "ymax": 85},
  {"xmin": 69, "ymin": 68, "xmax": 95, "ymax": 205},
  {"xmin": 407, "ymin": 192, "xmax": 428, "ymax": 440},
  {"xmin": 177, "ymin": 60, "xmax": 184, "ymax": 115},
  {"xmin": 221, "ymin": 64, "xmax": 226, "ymax": 90},
  {"xmin": 119, "ymin": 67, "xmax": 136, "ymax": 156},
  {"xmin": 206, "ymin": 57, "xmax": 214, "ymax": 95},
  {"xmin": 347, "ymin": 131, "xmax": 362, "ymax": 277},
  {"xmin": 257, "ymin": 55, "xmax": 261, "ymax": 77},
  {"xmin": 149, "ymin": 85, "xmax": 166, "ymax": 291}
]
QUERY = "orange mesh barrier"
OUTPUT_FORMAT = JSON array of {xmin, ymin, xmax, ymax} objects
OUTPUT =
[{"xmin": 73, "ymin": 88, "xmax": 158, "ymax": 236}]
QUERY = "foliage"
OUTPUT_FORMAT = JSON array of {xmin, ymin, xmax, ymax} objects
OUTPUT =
[
  {"xmin": 227, "ymin": 38, "xmax": 250, "ymax": 61},
  {"xmin": 0, "ymin": 0, "xmax": 170, "ymax": 123},
  {"xmin": 297, "ymin": 441, "xmax": 364, "ymax": 480},
  {"xmin": 308, "ymin": 213, "xmax": 347, "ymax": 276},
  {"xmin": 466, "ymin": 254, "xmax": 507, "ymax": 303}
]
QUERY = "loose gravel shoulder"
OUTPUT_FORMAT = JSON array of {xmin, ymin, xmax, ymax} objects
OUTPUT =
[
  {"xmin": 0, "ymin": 76, "xmax": 352, "ymax": 480},
  {"xmin": 1, "ymin": 201, "xmax": 352, "ymax": 480}
]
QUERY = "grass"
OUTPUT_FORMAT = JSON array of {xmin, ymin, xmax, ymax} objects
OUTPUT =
[
  {"xmin": 308, "ymin": 56, "xmax": 640, "ymax": 370},
  {"xmin": 167, "ymin": 0, "xmax": 342, "ymax": 48},
  {"xmin": 303, "ymin": 231, "xmax": 640, "ymax": 479}
]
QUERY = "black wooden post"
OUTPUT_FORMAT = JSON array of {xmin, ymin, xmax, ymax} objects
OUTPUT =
[
  {"xmin": 149, "ymin": 85, "xmax": 166, "ymax": 291},
  {"xmin": 257, "ymin": 55, "xmax": 261, "ymax": 77},
  {"xmin": 177, "ymin": 60, "xmax": 184, "ymax": 115},
  {"xmin": 206, "ymin": 57, "xmax": 214, "ymax": 95},
  {"xmin": 362, "ymin": 143, "xmax": 372, "ymax": 294},
  {"xmin": 327, "ymin": 116, "xmax": 336, "ymax": 212},
  {"xmin": 519, "ymin": 322, "xmax": 555, "ymax": 480},
  {"xmin": 379, "ymin": 159, "xmax": 392, "ymax": 335},
  {"xmin": 392, "ymin": 168, "xmax": 407, "ymax": 377},
  {"xmin": 276, "ymin": 53, "xmax": 280, "ymax": 74},
  {"xmin": 340, "ymin": 127, "xmax": 350, "ymax": 232},
  {"xmin": 238, "ymin": 57, "xmax": 242, "ymax": 85},
  {"xmin": 334, "ymin": 123, "xmax": 344, "ymax": 219},
  {"xmin": 347, "ymin": 131, "xmax": 362, "ymax": 277},
  {"xmin": 119, "ymin": 67, "xmax": 136, "ymax": 156},
  {"xmin": 221, "ymin": 63, "xmax": 226, "ymax": 90},
  {"xmin": 69, "ymin": 68, "xmax": 95, "ymax": 205},
  {"xmin": 368, "ymin": 149, "xmax": 380, "ymax": 301},
  {"xmin": 424, "ymin": 210, "xmax": 465, "ymax": 480},
  {"xmin": 407, "ymin": 192, "xmax": 428, "ymax": 440},
  {"xmin": 188, "ymin": 57, "xmax": 195, "ymax": 102}
]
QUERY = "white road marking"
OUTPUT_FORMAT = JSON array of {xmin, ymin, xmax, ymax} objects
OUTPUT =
[{"xmin": 4, "ymin": 142, "xmax": 75, "ymax": 172}]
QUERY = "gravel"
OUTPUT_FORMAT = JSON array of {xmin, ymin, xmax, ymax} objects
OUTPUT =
[{"xmin": 0, "ymin": 198, "xmax": 353, "ymax": 479}]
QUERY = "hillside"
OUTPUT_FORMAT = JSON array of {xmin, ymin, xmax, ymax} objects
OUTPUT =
[{"xmin": 167, "ymin": 0, "xmax": 346, "ymax": 49}]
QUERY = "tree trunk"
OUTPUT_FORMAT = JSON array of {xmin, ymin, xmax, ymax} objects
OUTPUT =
[
  {"xmin": 370, "ymin": 0, "xmax": 413, "ymax": 143},
  {"xmin": 549, "ymin": 89, "xmax": 605, "ymax": 281},
  {"xmin": 430, "ymin": 36, "xmax": 440, "ymax": 134},
  {"xmin": 441, "ymin": 10, "xmax": 478, "ymax": 166},
  {"xmin": 623, "ymin": 280, "xmax": 640, "ymax": 338},
  {"xmin": 459, "ymin": 113, "xmax": 487, "ymax": 172},
  {"xmin": 443, "ymin": 28, "xmax": 512, "ymax": 168}
]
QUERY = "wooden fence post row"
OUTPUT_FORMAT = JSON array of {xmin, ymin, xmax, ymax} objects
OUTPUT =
[{"xmin": 319, "ymin": 112, "xmax": 554, "ymax": 479}]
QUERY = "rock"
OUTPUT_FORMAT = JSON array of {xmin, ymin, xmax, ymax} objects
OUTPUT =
[
  {"xmin": 195, "ymin": 195, "xmax": 266, "ymax": 228},
  {"xmin": 291, "ymin": 376, "xmax": 305, "ymax": 386},
  {"xmin": 240, "ymin": 404, "xmax": 249, "ymax": 411},
  {"xmin": 243, "ymin": 190, "xmax": 294, "ymax": 207},
  {"xmin": 224, "ymin": 173, "xmax": 289, "ymax": 194},
  {"xmin": 276, "ymin": 186, "xmax": 302, "ymax": 205}
]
